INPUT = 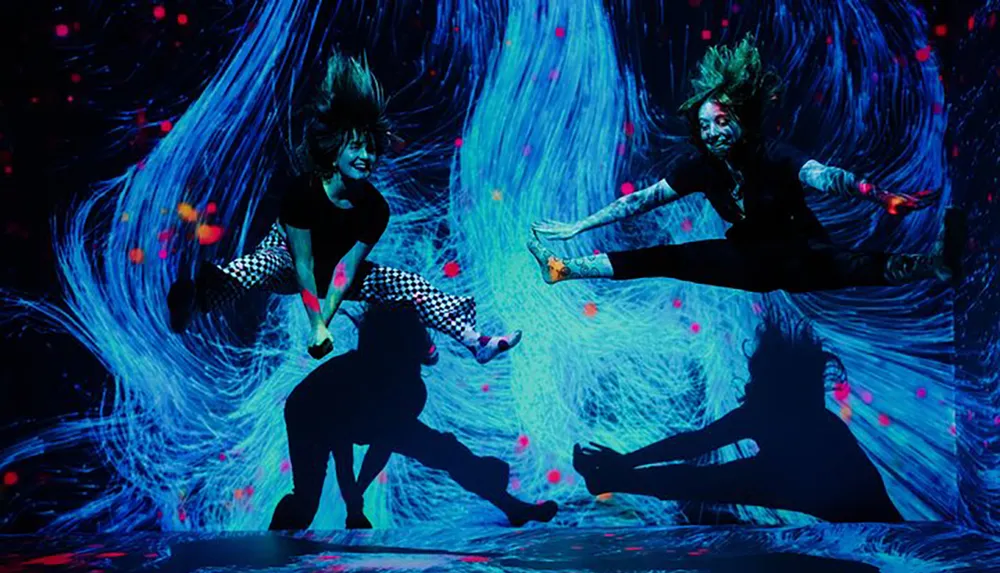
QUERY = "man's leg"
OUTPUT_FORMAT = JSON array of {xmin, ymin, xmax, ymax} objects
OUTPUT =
[
  {"xmin": 268, "ymin": 404, "xmax": 330, "ymax": 531},
  {"xmin": 386, "ymin": 421, "xmax": 558, "ymax": 526},
  {"xmin": 351, "ymin": 263, "xmax": 521, "ymax": 364}
]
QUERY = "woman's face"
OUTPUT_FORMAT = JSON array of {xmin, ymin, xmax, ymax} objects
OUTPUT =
[
  {"xmin": 336, "ymin": 131, "xmax": 376, "ymax": 180},
  {"xmin": 698, "ymin": 99, "xmax": 743, "ymax": 159}
]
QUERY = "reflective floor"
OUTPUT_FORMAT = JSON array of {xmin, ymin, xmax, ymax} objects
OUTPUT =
[{"xmin": 1, "ymin": 523, "xmax": 997, "ymax": 572}]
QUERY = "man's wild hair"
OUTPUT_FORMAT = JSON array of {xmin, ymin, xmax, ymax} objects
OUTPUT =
[{"xmin": 678, "ymin": 35, "xmax": 782, "ymax": 142}]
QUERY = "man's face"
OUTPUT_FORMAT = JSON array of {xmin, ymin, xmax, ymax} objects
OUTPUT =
[
  {"xmin": 336, "ymin": 131, "xmax": 376, "ymax": 180},
  {"xmin": 698, "ymin": 99, "xmax": 743, "ymax": 159}
]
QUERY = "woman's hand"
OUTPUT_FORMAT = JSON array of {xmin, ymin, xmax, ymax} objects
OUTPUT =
[
  {"xmin": 308, "ymin": 322, "xmax": 334, "ymax": 359},
  {"xmin": 532, "ymin": 219, "xmax": 581, "ymax": 241}
]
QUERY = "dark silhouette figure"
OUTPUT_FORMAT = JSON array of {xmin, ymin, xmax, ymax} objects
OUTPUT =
[
  {"xmin": 574, "ymin": 310, "xmax": 903, "ymax": 523},
  {"xmin": 269, "ymin": 305, "xmax": 558, "ymax": 530}
]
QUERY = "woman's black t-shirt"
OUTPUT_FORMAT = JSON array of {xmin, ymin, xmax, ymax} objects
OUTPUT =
[
  {"xmin": 279, "ymin": 176, "xmax": 390, "ymax": 297},
  {"xmin": 664, "ymin": 142, "xmax": 829, "ymax": 244}
]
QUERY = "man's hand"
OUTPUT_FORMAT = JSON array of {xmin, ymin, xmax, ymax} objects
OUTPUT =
[
  {"xmin": 859, "ymin": 181, "xmax": 928, "ymax": 216},
  {"xmin": 308, "ymin": 322, "xmax": 334, "ymax": 359},
  {"xmin": 532, "ymin": 219, "xmax": 581, "ymax": 241}
]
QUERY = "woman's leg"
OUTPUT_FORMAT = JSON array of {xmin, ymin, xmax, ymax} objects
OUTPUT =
[
  {"xmin": 168, "ymin": 222, "xmax": 296, "ymax": 332},
  {"xmin": 350, "ymin": 263, "xmax": 521, "ymax": 364}
]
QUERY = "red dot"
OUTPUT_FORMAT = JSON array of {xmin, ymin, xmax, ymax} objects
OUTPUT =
[
  {"xmin": 177, "ymin": 13, "xmax": 189, "ymax": 26},
  {"xmin": 159, "ymin": 120, "xmax": 173, "ymax": 133},
  {"xmin": 620, "ymin": 181, "xmax": 635, "ymax": 195},
  {"xmin": 517, "ymin": 435, "xmax": 530, "ymax": 448},
  {"xmin": 826, "ymin": 35, "xmax": 833, "ymax": 45},
  {"xmin": 701, "ymin": 29, "xmax": 712, "ymax": 41},
  {"xmin": 623, "ymin": 121, "xmax": 634, "ymax": 136},
  {"xmin": 915, "ymin": 46, "xmax": 932, "ymax": 62},
  {"xmin": 443, "ymin": 260, "xmax": 461, "ymax": 278},
  {"xmin": 3, "ymin": 471, "xmax": 18, "ymax": 486},
  {"xmin": 690, "ymin": 323, "xmax": 701, "ymax": 334},
  {"xmin": 555, "ymin": 27, "xmax": 566, "ymax": 38},
  {"xmin": 968, "ymin": 16, "xmax": 975, "ymax": 32},
  {"xmin": 70, "ymin": 73, "xmax": 82, "ymax": 83},
  {"xmin": 547, "ymin": 470, "xmax": 561, "ymax": 484},
  {"xmin": 454, "ymin": 137, "xmax": 463, "ymax": 147},
  {"xmin": 934, "ymin": 24, "xmax": 948, "ymax": 37},
  {"xmin": 688, "ymin": 0, "xmax": 702, "ymax": 6},
  {"xmin": 878, "ymin": 413, "xmax": 890, "ymax": 426},
  {"xmin": 153, "ymin": 6, "xmax": 166, "ymax": 20},
  {"xmin": 916, "ymin": 387, "xmax": 927, "ymax": 399},
  {"xmin": 55, "ymin": 24, "xmax": 70, "ymax": 37},
  {"xmin": 721, "ymin": 18, "xmax": 730, "ymax": 28}
]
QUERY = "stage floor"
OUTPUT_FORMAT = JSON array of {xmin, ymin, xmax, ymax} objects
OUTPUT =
[{"xmin": 1, "ymin": 523, "xmax": 997, "ymax": 572}]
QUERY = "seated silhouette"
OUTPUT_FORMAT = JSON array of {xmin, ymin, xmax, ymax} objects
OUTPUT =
[
  {"xmin": 574, "ymin": 310, "xmax": 903, "ymax": 523},
  {"xmin": 269, "ymin": 305, "xmax": 558, "ymax": 530}
]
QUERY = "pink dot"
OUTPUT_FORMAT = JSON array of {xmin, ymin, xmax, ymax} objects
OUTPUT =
[
  {"xmin": 949, "ymin": 424, "xmax": 957, "ymax": 436},
  {"xmin": 218, "ymin": 453, "xmax": 227, "ymax": 461},
  {"xmin": 617, "ymin": 143, "xmax": 626, "ymax": 157},
  {"xmin": 177, "ymin": 13, "xmax": 189, "ymax": 25},
  {"xmin": 547, "ymin": 469, "xmax": 561, "ymax": 484},
  {"xmin": 672, "ymin": 299, "xmax": 682, "ymax": 309},
  {"xmin": 70, "ymin": 73, "xmax": 82, "ymax": 83},
  {"xmin": 680, "ymin": 218, "xmax": 693, "ymax": 232},
  {"xmin": 66, "ymin": 95, "xmax": 74, "ymax": 103},
  {"xmin": 522, "ymin": 145, "xmax": 532, "ymax": 157},
  {"xmin": 548, "ymin": 69, "xmax": 559, "ymax": 81},
  {"xmin": 158, "ymin": 249, "xmax": 168, "ymax": 260},
  {"xmin": 916, "ymin": 388, "xmax": 927, "ymax": 399},
  {"xmin": 454, "ymin": 137, "xmax": 463, "ymax": 147},
  {"xmin": 701, "ymin": 29, "xmax": 712, "ymax": 41},
  {"xmin": 153, "ymin": 6, "xmax": 166, "ymax": 20},
  {"xmin": 620, "ymin": 181, "xmax": 635, "ymax": 195},
  {"xmin": 443, "ymin": 260, "xmax": 461, "ymax": 278},
  {"xmin": 517, "ymin": 434, "xmax": 530, "ymax": 449},
  {"xmin": 690, "ymin": 323, "xmax": 701, "ymax": 334},
  {"xmin": 481, "ymin": 384, "xmax": 490, "ymax": 392},
  {"xmin": 861, "ymin": 390, "xmax": 873, "ymax": 404},
  {"xmin": 623, "ymin": 121, "xmax": 634, "ymax": 136},
  {"xmin": 834, "ymin": 382, "xmax": 850, "ymax": 402},
  {"xmin": 878, "ymin": 413, "xmax": 890, "ymax": 426},
  {"xmin": 555, "ymin": 27, "xmax": 566, "ymax": 38},
  {"xmin": 751, "ymin": 303, "xmax": 763, "ymax": 314},
  {"xmin": 378, "ymin": 471, "xmax": 388, "ymax": 484},
  {"xmin": 159, "ymin": 120, "xmax": 173, "ymax": 133},
  {"xmin": 721, "ymin": 18, "xmax": 730, "ymax": 28},
  {"xmin": 510, "ymin": 477, "xmax": 521, "ymax": 490},
  {"xmin": 915, "ymin": 45, "xmax": 932, "ymax": 62},
  {"xmin": 279, "ymin": 459, "xmax": 291, "ymax": 473},
  {"xmin": 55, "ymin": 24, "xmax": 70, "ymax": 37}
]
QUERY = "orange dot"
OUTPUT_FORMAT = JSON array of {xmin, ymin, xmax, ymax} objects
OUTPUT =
[
  {"xmin": 596, "ymin": 492, "xmax": 613, "ymax": 501},
  {"xmin": 129, "ymin": 248, "xmax": 145, "ymax": 264},
  {"xmin": 177, "ymin": 202, "xmax": 198, "ymax": 222},
  {"xmin": 196, "ymin": 224, "xmax": 224, "ymax": 245},
  {"xmin": 583, "ymin": 302, "xmax": 598, "ymax": 317}
]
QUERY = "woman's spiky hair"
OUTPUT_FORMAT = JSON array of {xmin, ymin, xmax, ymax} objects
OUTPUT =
[
  {"xmin": 678, "ymin": 35, "xmax": 782, "ymax": 140},
  {"xmin": 298, "ymin": 51, "xmax": 392, "ymax": 177}
]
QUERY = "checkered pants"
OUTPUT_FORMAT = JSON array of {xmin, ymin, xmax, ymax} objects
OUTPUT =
[{"xmin": 205, "ymin": 223, "xmax": 477, "ymax": 343}]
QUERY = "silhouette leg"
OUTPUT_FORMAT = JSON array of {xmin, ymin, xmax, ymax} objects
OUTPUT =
[
  {"xmin": 388, "ymin": 421, "xmax": 558, "ymax": 526},
  {"xmin": 269, "ymin": 411, "xmax": 329, "ymax": 531}
]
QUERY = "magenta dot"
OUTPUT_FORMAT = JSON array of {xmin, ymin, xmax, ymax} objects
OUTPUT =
[
  {"xmin": 680, "ymin": 218, "xmax": 693, "ymax": 232},
  {"xmin": 672, "ymin": 299, "xmax": 682, "ymax": 309},
  {"xmin": 690, "ymin": 323, "xmax": 701, "ymax": 334},
  {"xmin": 994, "ymin": 415, "xmax": 1000, "ymax": 426},
  {"xmin": 861, "ymin": 390, "xmax": 873, "ymax": 404},
  {"xmin": 617, "ymin": 143, "xmax": 626, "ymax": 157},
  {"xmin": 55, "ymin": 24, "xmax": 70, "ymax": 37},
  {"xmin": 555, "ymin": 27, "xmax": 566, "ymax": 38},
  {"xmin": 454, "ymin": 137, "xmax": 463, "ymax": 147},
  {"xmin": 547, "ymin": 470, "xmax": 561, "ymax": 484},
  {"xmin": 916, "ymin": 387, "xmax": 927, "ymax": 399},
  {"xmin": 751, "ymin": 303, "xmax": 763, "ymax": 314},
  {"xmin": 620, "ymin": 181, "xmax": 635, "ymax": 195},
  {"xmin": 878, "ymin": 413, "xmax": 890, "ymax": 426},
  {"xmin": 701, "ymin": 29, "xmax": 712, "ymax": 41}
]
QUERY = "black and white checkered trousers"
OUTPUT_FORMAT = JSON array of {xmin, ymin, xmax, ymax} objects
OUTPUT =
[{"xmin": 205, "ymin": 222, "xmax": 477, "ymax": 343}]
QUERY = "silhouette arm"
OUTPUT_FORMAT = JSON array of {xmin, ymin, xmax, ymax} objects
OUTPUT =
[
  {"xmin": 623, "ymin": 409, "xmax": 750, "ymax": 467},
  {"xmin": 356, "ymin": 445, "xmax": 392, "ymax": 495}
]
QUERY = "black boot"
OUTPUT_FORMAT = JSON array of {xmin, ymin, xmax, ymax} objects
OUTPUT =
[
  {"xmin": 884, "ymin": 208, "xmax": 965, "ymax": 286},
  {"xmin": 167, "ymin": 276, "xmax": 197, "ymax": 333}
]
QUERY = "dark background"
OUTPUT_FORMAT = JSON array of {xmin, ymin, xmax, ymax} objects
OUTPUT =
[{"xmin": 1, "ymin": 0, "xmax": 996, "ymax": 533}]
